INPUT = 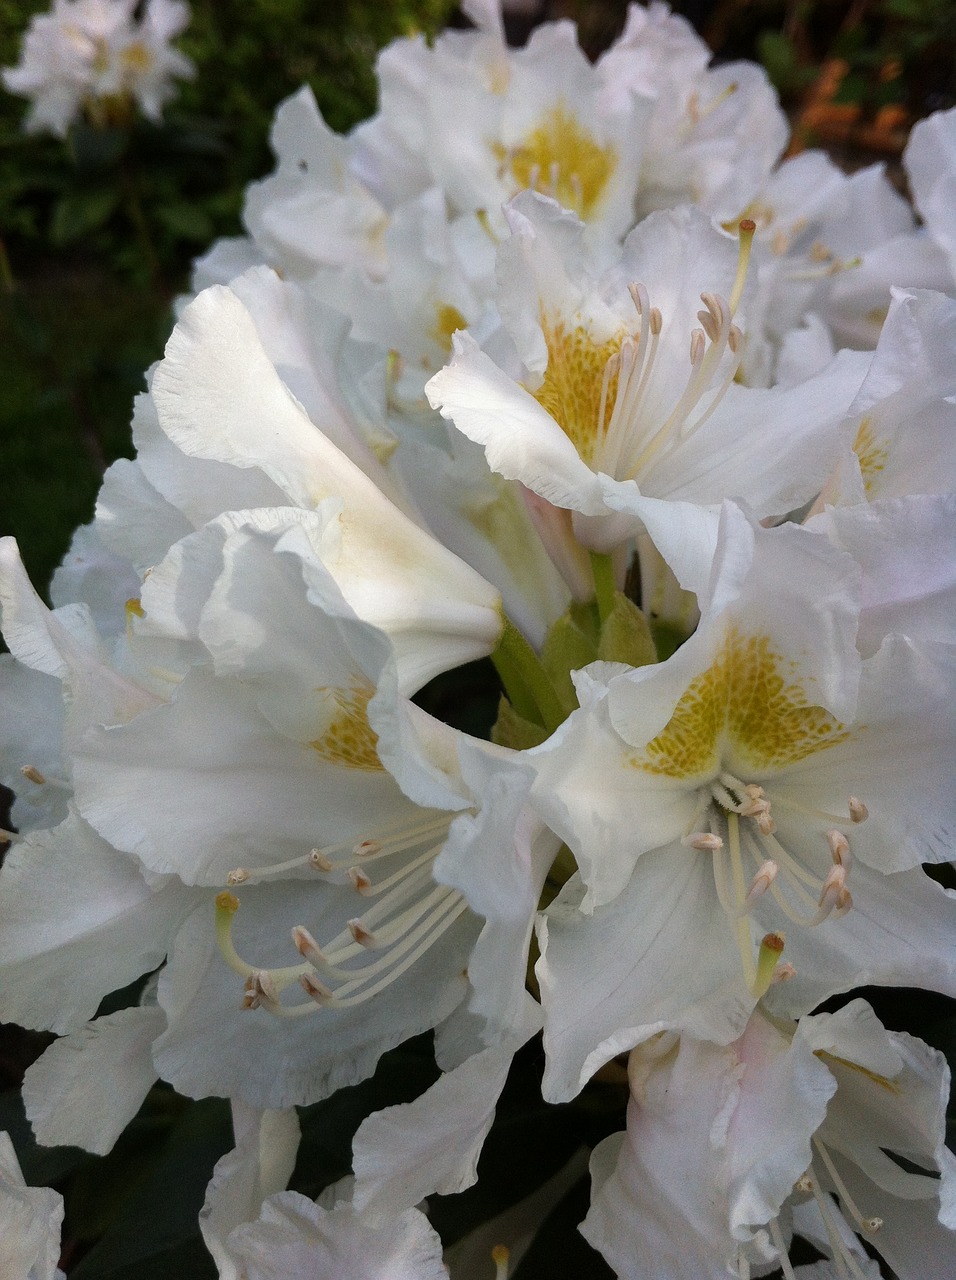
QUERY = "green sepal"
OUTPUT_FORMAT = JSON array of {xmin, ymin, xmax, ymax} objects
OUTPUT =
[
  {"xmin": 597, "ymin": 592, "xmax": 658, "ymax": 667},
  {"xmin": 491, "ymin": 695, "xmax": 550, "ymax": 751},
  {"xmin": 540, "ymin": 609, "xmax": 600, "ymax": 714}
]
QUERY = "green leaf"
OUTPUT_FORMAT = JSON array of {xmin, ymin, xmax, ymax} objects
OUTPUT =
[
  {"xmin": 596, "ymin": 593, "xmax": 657, "ymax": 668},
  {"xmin": 67, "ymin": 122, "xmax": 130, "ymax": 171},
  {"xmin": 69, "ymin": 1097, "xmax": 231, "ymax": 1278},
  {"xmin": 50, "ymin": 188, "xmax": 121, "ymax": 245},
  {"xmin": 155, "ymin": 202, "xmax": 215, "ymax": 242}
]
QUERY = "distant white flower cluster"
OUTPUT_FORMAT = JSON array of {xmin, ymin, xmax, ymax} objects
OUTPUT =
[
  {"xmin": 2, "ymin": 0, "xmax": 193, "ymax": 136},
  {"xmin": 3, "ymin": 1, "xmax": 956, "ymax": 1275}
]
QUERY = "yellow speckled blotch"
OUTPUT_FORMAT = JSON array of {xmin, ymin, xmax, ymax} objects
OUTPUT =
[
  {"xmin": 310, "ymin": 682, "xmax": 384, "ymax": 772},
  {"xmin": 493, "ymin": 102, "xmax": 617, "ymax": 221},
  {"xmin": 532, "ymin": 318, "xmax": 622, "ymax": 463},
  {"xmin": 430, "ymin": 303, "xmax": 468, "ymax": 355},
  {"xmin": 852, "ymin": 417, "xmax": 890, "ymax": 497},
  {"xmin": 635, "ymin": 627, "xmax": 850, "ymax": 779}
]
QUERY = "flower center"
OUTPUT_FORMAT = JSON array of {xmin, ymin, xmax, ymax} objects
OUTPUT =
[
  {"xmin": 492, "ymin": 102, "xmax": 617, "ymax": 221},
  {"xmin": 309, "ymin": 681, "xmax": 384, "ymax": 772},
  {"xmin": 629, "ymin": 625, "xmax": 864, "ymax": 992},
  {"xmin": 852, "ymin": 416, "xmax": 890, "ymax": 497},
  {"xmin": 532, "ymin": 221, "xmax": 754, "ymax": 481}
]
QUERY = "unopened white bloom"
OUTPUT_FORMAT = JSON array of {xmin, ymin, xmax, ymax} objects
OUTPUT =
[{"xmin": 2, "ymin": 0, "xmax": 193, "ymax": 136}]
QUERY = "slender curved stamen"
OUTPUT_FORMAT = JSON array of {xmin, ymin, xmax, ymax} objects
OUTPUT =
[
  {"xmin": 813, "ymin": 1138, "xmax": 883, "ymax": 1238},
  {"xmin": 225, "ymin": 812, "xmax": 453, "ymax": 885},
  {"xmin": 809, "ymin": 1179, "xmax": 872, "ymax": 1280},
  {"xmin": 692, "ymin": 771, "xmax": 861, "ymax": 988},
  {"xmin": 768, "ymin": 1217, "xmax": 799, "ymax": 1280},
  {"xmin": 214, "ymin": 801, "xmax": 470, "ymax": 1018}
]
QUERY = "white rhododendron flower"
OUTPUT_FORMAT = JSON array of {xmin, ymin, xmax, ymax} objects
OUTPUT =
[
  {"xmin": 530, "ymin": 504, "xmax": 956, "ymax": 1098},
  {"xmin": 4, "ymin": 2, "xmax": 956, "ymax": 1274},
  {"xmin": 905, "ymin": 104, "xmax": 956, "ymax": 289},
  {"xmin": 426, "ymin": 192, "xmax": 868, "ymax": 580},
  {"xmin": 582, "ymin": 1001, "xmax": 956, "ymax": 1280},
  {"xmin": 2, "ymin": 0, "xmax": 193, "ymax": 135}
]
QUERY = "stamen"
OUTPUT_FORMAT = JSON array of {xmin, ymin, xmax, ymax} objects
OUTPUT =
[
  {"xmin": 628, "ymin": 281, "xmax": 648, "ymax": 317},
  {"xmin": 827, "ymin": 829, "xmax": 852, "ymax": 870},
  {"xmin": 348, "ymin": 918, "xmax": 378, "ymax": 948},
  {"xmin": 332, "ymin": 894, "xmax": 469, "ymax": 1007},
  {"xmin": 795, "ymin": 1173, "xmax": 814, "ymax": 1194},
  {"xmin": 768, "ymin": 1217, "xmax": 798, "ymax": 1280},
  {"xmin": 682, "ymin": 831, "xmax": 724, "ymax": 851},
  {"xmin": 727, "ymin": 814, "xmax": 758, "ymax": 989},
  {"xmin": 348, "ymin": 867, "xmax": 373, "ymax": 894},
  {"xmin": 742, "ymin": 859, "xmax": 778, "ymax": 911},
  {"xmin": 848, "ymin": 796, "xmax": 868, "ymax": 824},
  {"xmin": 300, "ymin": 973, "xmax": 336, "ymax": 1006},
  {"xmin": 20, "ymin": 766, "xmax": 46, "ymax": 785},
  {"xmin": 813, "ymin": 1137, "xmax": 882, "ymax": 1238},
  {"xmin": 816, "ymin": 864, "xmax": 847, "ymax": 920},
  {"xmin": 291, "ymin": 925, "xmax": 327, "ymax": 967},
  {"xmin": 227, "ymin": 868, "xmax": 250, "ymax": 885},
  {"xmin": 689, "ymin": 328, "xmax": 706, "ymax": 366},
  {"xmin": 310, "ymin": 849, "xmax": 334, "ymax": 871},
  {"xmin": 353, "ymin": 839, "xmax": 382, "ymax": 857}
]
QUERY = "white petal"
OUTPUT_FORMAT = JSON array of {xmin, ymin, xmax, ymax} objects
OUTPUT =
[
  {"xmin": 23, "ymin": 1006, "xmax": 166, "ymax": 1155},
  {"xmin": 0, "ymin": 811, "xmax": 190, "ymax": 1033},
  {"xmin": 352, "ymin": 1033, "xmax": 527, "ymax": 1222},
  {"xmin": 537, "ymin": 854, "xmax": 752, "ymax": 1102},
  {"xmin": 227, "ymin": 1192, "xmax": 448, "ymax": 1280}
]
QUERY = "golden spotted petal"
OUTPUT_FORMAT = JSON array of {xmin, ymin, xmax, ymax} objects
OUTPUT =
[
  {"xmin": 310, "ymin": 682, "xmax": 383, "ymax": 772},
  {"xmin": 635, "ymin": 628, "xmax": 851, "ymax": 780},
  {"xmin": 492, "ymin": 102, "xmax": 617, "ymax": 221},
  {"xmin": 532, "ymin": 317, "xmax": 621, "ymax": 465},
  {"xmin": 852, "ymin": 417, "xmax": 890, "ymax": 497}
]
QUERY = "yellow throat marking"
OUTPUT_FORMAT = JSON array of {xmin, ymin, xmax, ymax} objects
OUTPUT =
[
  {"xmin": 310, "ymin": 682, "xmax": 383, "ymax": 772},
  {"xmin": 634, "ymin": 628, "xmax": 851, "ymax": 779},
  {"xmin": 532, "ymin": 317, "xmax": 622, "ymax": 463},
  {"xmin": 852, "ymin": 417, "xmax": 890, "ymax": 497},
  {"xmin": 494, "ymin": 102, "xmax": 617, "ymax": 221}
]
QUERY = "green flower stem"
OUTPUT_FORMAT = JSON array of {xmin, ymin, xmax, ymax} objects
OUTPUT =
[
  {"xmin": 590, "ymin": 551, "xmax": 616, "ymax": 625},
  {"xmin": 492, "ymin": 617, "xmax": 566, "ymax": 734}
]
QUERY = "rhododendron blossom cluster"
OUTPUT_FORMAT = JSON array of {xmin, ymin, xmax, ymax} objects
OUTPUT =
[
  {"xmin": 2, "ymin": 1, "xmax": 956, "ymax": 1275},
  {"xmin": 2, "ymin": 0, "xmax": 193, "ymax": 135}
]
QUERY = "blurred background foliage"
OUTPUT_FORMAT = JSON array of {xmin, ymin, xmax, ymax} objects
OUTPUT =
[{"xmin": 1, "ymin": 2, "xmax": 956, "ymax": 1274}]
